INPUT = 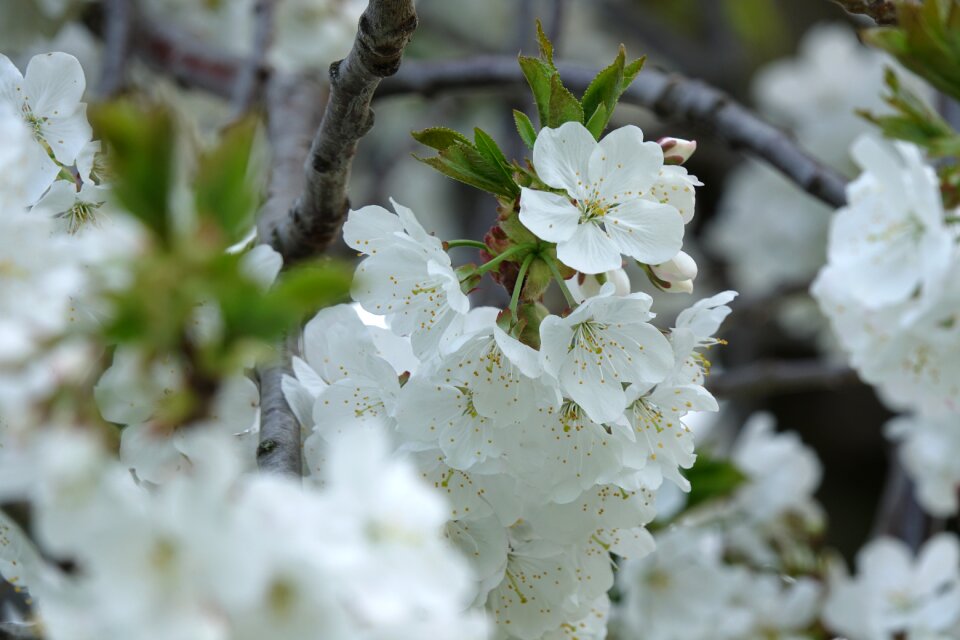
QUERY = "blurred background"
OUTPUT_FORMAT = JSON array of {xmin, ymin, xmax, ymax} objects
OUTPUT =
[{"xmin": 0, "ymin": 0, "xmax": 914, "ymax": 558}]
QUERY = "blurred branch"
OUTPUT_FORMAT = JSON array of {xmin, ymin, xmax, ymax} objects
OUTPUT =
[
  {"xmin": 378, "ymin": 56, "xmax": 850, "ymax": 208},
  {"xmin": 829, "ymin": 0, "xmax": 899, "ymax": 24},
  {"xmin": 871, "ymin": 451, "xmax": 928, "ymax": 550},
  {"xmin": 707, "ymin": 360, "xmax": 859, "ymax": 397},
  {"xmin": 96, "ymin": 0, "xmax": 133, "ymax": 97},
  {"xmin": 256, "ymin": 335, "xmax": 301, "ymax": 477},
  {"xmin": 120, "ymin": 21, "xmax": 847, "ymax": 209},
  {"xmin": 132, "ymin": 17, "xmax": 241, "ymax": 96},
  {"xmin": 231, "ymin": 0, "xmax": 277, "ymax": 115},
  {"xmin": 262, "ymin": 0, "xmax": 418, "ymax": 262}
]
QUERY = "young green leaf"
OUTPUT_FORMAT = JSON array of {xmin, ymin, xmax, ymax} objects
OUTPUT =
[
  {"xmin": 89, "ymin": 101, "xmax": 175, "ymax": 243},
  {"xmin": 411, "ymin": 127, "xmax": 473, "ymax": 151},
  {"xmin": 473, "ymin": 128, "xmax": 519, "ymax": 195},
  {"xmin": 415, "ymin": 142, "xmax": 518, "ymax": 198},
  {"xmin": 584, "ymin": 103, "xmax": 609, "ymax": 140},
  {"xmin": 513, "ymin": 110, "xmax": 538, "ymax": 149},
  {"xmin": 194, "ymin": 117, "xmax": 259, "ymax": 244},
  {"xmin": 581, "ymin": 45, "xmax": 626, "ymax": 133},
  {"xmin": 535, "ymin": 19, "xmax": 555, "ymax": 67},
  {"xmin": 683, "ymin": 456, "xmax": 748, "ymax": 511},
  {"xmin": 547, "ymin": 74, "xmax": 584, "ymax": 128},
  {"xmin": 519, "ymin": 55, "xmax": 556, "ymax": 127}
]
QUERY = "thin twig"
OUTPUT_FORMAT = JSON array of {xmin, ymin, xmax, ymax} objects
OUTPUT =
[
  {"xmin": 378, "ymin": 56, "xmax": 850, "ymax": 208},
  {"xmin": 256, "ymin": 334, "xmax": 302, "ymax": 477},
  {"xmin": 871, "ymin": 449, "xmax": 928, "ymax": 550},
  {"xmin": 97, "ymin": 0, "xmax": 134, "ymax": 98},
  {"xmin": 262, "ymin": 0, "xmax": 419, "ymax": 262},
  {"xmin": 707, "ymin": 360, "xmax": 860, "ymax": 398},
  {"xmin": 829, "ymin": 0, "xmax": 900, "ymax": 24},
  {"xmin": 231, "ymin": 0, "xmax": 277, "ymax": 116}
]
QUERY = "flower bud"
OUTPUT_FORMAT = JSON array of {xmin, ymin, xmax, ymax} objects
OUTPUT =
[
  {"xmin": 567, "ymin": 267, "xmax": 631, "ymax": 302},
  {"xmin": 651, "ymin": 251, "xmax": 697, "ymax": 293},
  {"xmin": 659, "ymin": 137, "xmax": 697, "ymax": 165}
]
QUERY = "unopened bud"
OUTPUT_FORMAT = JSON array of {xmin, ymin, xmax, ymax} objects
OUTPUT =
[
  {"xmin": 567, "ymin": 267, "xmax": 631, "ymax": 302},
  {"xmin": 651, "ymin": 251, "xmax": 698, "ymax": 293},
  {"xmin": 659, "ymin": 137, "xmax": 697, "ymax": 165}
]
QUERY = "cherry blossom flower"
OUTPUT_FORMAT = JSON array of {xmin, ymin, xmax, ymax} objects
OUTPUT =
[
  {"xmin": 0, "ymin": 52, "xmax": 92, "ymax": 203},
  {"xmin": 520, "ymin": 122, "xmax": 685, "ymax": 274}
]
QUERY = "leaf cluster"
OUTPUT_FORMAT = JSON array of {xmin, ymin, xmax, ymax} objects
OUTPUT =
[
  {"xmin": 90, "ymin": 101, "xmax": 350, "ymax": 418},
  {"xmin": 412, "ymin": 22, "xmax": 645, "ymax": 199}
]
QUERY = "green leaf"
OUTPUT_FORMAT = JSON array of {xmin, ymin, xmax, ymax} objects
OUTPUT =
[
  {"xmin": 519, "ymin": 55, "xmax": 555, "ymax": 127},
  {"xmin": 683, "ymin": 456, "xmax": 748, "ymax": 511},
  {"xmin": 863, "ymin": 0, "xmax": 960, "ymax": 103},
  {"xmin": 581, "ymin": 45, "xmax": 625, "ymax": 133},
  {"xmin": 535, "ymin": 19, "xmax": 554, "ymax": 66},
  {"xmin": 415, "ymin": 142, "xmax": 518, "ymax": 198},
  {"xmin": 622, "ymin": 55, "xmax": 647, "ymax": 91},
  {"xmin": 89, "ymin": 101, "xmax": 174, "ymax": 243},
  {"xmin": 860, "ymin": 66, "xmax": 960, "ymax": 156},
  {"xmin": 547, "ymin": 74, "xmax": 584, "ymax": 128},
  {"xmin": 584, "ymin": 103, "xmax": 609, "ymax": 140},
  {"xmin": 194, "ymin": 117, "xmax": 259, "ymax": 244},
  {"xmin": 513, "ymin": 110, "xmax": 538, "ymax": 150},
  {"xmin": 411, "ymin": 127, "xmax": 472, "ymax": 151},
  {"xmin": 473, "ymin": 128, "xmax": 519, "ymax": 196}
]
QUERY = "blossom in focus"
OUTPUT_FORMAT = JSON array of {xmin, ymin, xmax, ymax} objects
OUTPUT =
[
  {"xmin": 0, "ymin": 52, "xmax": 92, "ymax": 203},
  {"xmin": 519, "ymin": 122, "xmax": 684, "ymax": 274}
]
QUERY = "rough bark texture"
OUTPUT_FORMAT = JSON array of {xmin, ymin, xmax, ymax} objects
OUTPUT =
[
  {"xmin": 255, "ymin": 335, "xmax": 302, "ymax": 477},
  {"xmin": 378, "ymin": 57, "xmax": 850, "ymax": 208},
  {"xmin": 262, "ymin": 0, "xmax": 419, "ymax": 262},
  {"xmin": 830, "ymin": 0, "xmax": 900, "ymax": 24}
]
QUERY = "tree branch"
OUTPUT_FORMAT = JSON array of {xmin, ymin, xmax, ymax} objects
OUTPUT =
[
  {"xmin": 262, "ymin": 0, "xmax": 419, "ymax": 262},
  {"xmin": 256, "ymin": 335, "xmax": 302, "ymax": 477},
  {"xmin": 96, "ymin": 0, "xmax": 133, "ymax": 98},
  {"xmin": 829, "ymin": 0, "xmax": 899, "ymax": 24},
  {"xmin": 231, "ymin": 0, "xmax": 277, "ymax": 116},
  {"xmin": 707, "ymin": 359, "xmax": 860, "ymax": 398},
  {"xmin": 378, "ymin": 57, "xmax": 850, "ymax": 208}
]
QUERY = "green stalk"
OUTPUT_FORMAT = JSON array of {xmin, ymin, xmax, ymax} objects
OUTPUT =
[
  {"xmin": 446, "ymin": 239, "xmax": 490, "ymax": 250},
  {"xmin": 543, "ymin": 254, "xmax": 578, "ymax": 308},
  {"xmin": 475, "ymin": 243, "xmax": 535, "ymax": 275},
  {"xmin": 510, "ymin": 253, "xmax": 536, "ymax": 318}
]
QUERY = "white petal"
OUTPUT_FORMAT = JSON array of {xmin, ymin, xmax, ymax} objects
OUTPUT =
[
  {"xmin": 39, "ymin": 105, "xmax": 92, "ymax": 165},
  {"xmin": 590, "ymin": 125, "xmax": 662, "ymax": 201},
  {"xmin": 23, "ymin": 53, "xmax": 86, "ymax": 119},
  {"xmin": 22, "ymin": 140, "xmax": 59, "ymax": 204},
  {"xmin": 342, "ymin": 204, "xmax": 404, "ymax": 254},
  {"xmin": 532, "ymin": 121, "xmax": 595, "ymax": 197},
  {"xmin": 556, "ymin": 222, "xmax": 622, "ymax": 274},
  {"xmin": 518, "ymin": 187, "xmax": 580, "ymax": 242},
  {"xmin": 0, "ymin": 54, "xmax": 24, "ymax": 106},
  {"xmin": 605, "ymin": 198, "xmax": 684, "ymax": 265}
]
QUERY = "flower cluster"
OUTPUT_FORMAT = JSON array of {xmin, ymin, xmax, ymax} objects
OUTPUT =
[
  {"xmin": 613, "ymin": 413, "xmax": 825, "ymax": 640},
  {"xmin": 283, "ymin": 118, "xmax": 735, "ymax": 637},
  {"xmin": 813, "ymin": 135, "xmax": 960, "ymax": 515},
  {"xmin": 0, "ymin": 427, "xmax": 487, "ymax": 640}
]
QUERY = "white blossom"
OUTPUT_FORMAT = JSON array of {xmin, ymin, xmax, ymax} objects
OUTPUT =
[
  {"xmin": 0, "ymin": 52, "xmax": 92, "ymax": 203},
  {"xmin": 520, "ymin": 121, "xmax": 685, "ymax": 274},
  {"xmin": 824, "ymin": 534, "xmax": 960, "ymax": 640}
]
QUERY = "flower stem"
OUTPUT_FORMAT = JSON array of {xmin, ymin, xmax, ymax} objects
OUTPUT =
[
  {"xmin": 543, "ymin": 254, "xmax": 577, "ymax": 308},
  {"xmin": 510, "ymin": 253, "xmax": 535, "ymax": 318},
  {"xmin": 475, "ymin": 243, "xmax": 534, "ymax": 275},
  {"xmin": 446, "ymin": 239, "xmax": 489, "ymax": 250}
]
